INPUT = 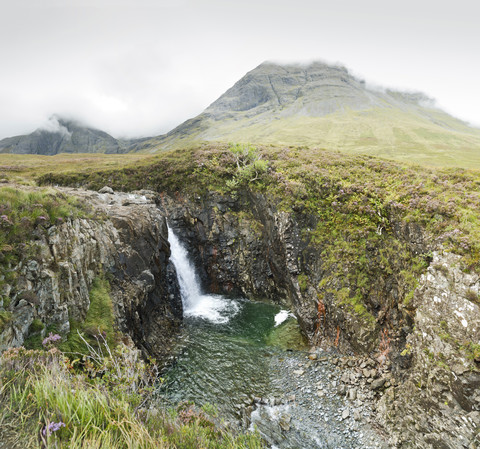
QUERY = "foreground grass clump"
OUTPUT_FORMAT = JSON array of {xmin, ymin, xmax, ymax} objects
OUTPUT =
[{"xmin": 0, "ymin": 344, "xmax": 265, "ymax": 449}]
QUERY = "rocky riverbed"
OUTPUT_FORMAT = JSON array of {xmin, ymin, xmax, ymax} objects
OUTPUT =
[{"xmin": 239, "ymin": 346, "xmax": 389, "ymax": 449}]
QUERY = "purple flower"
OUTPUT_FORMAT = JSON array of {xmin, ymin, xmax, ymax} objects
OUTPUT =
[
  {"xmin": 42, "ymin": 332, "xmax": 61, "ymax": 346},
  {"xmin": 42, "ymin": 421, "xmax": 65, "ymax": 436},
  {"xmin": 1, "ymin": 215, "xmax": 8, "ymax": 221}
]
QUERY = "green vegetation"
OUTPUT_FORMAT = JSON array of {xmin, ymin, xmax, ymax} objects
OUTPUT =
[
  {"xmin": 24, "ymin": 276, "xmax": 116, "ymax": 353},
  {"xmin": 335, "ymin": 287, "xmax": 376, "ymax": 328},
  {"xmin": 0, "ymin": 310, "xmax": 12, "ymax": 333},
  {"xmin": 297, "ymin": 274, "xmax": 308, "ymax": 292},
  {"xmin": 266, "ymin": 318, "xmax": 307, "ymax": 351},
  {"xmin": 0, "ymin": 186, "xmax": 88, "ymax": 292},
  {"xmin": 36, "ymin": 141, "xmax": 480, "ymax": 338},
  {"xmin": 62, "ymin": 276, "xmax": 116, "ymax": 354},
  {"xmin": 0, "ymin": 152, "xmax": 152, "ymax": 184},
  {"xmin": 139, "ymin": 108, "xmax": 480, "ymax": 170},
  {"xmin": 0, "ymin": 345, "xmax": 265, "ymax": 449},
  {"xmin": 225, "ymin": 144, "xmax": 268, "ymax": 194}
]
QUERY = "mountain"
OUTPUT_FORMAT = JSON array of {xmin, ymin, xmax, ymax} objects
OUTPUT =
[
  {"xmin": 136, "ymin": 61, "xmax": 480, "ymax": 169},
  {"xmin": 0, "ymin": 116, "xmax": 128, "ymax": 155}
]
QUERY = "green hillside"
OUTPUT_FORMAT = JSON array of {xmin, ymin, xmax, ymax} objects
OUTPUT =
[{"xmin": 133, "ymin": 61, "xmax": 480, "ymax": 170}]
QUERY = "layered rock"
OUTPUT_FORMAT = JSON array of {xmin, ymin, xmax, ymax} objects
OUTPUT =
[
  {"xmin": 0, "ymin": 187, "xmax": 182, "ymax": 361},
  {"xmin": 163, "ymin": 191, "xmax": 480, "ymax": 449},
  {"xmin": 0, "ymin": 116, "xmax": 127, "ymax": 155}
]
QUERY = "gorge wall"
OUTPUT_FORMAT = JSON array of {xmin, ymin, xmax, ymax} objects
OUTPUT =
[
  {"xmin": 163, "ymin": 190, "xmax": 480, "ymax": 449},
  {"xmin": 0, "ymin": 187, "xmax": 182, "ymax": 361},
  {"xmin": 2, "ymin": 181, "xmax": 479, "ymax": 448}
]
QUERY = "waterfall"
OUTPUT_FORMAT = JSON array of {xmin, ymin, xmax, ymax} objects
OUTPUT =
[{"xmin": 168, "ymin": 226, "xmax": 239, "ymax": 323}]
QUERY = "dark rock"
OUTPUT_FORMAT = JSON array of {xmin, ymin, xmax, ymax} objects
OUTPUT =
[{"xmin": 0, "ymin": 116, "xmax": 127, "ymax": 155}]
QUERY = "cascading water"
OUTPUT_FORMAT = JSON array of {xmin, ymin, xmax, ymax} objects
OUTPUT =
[
  {"xmin": 167, "ymin": 226, "xmax": 239, "ymax": 323},
  {"xmin": 162, "ymin": 226, "xmax": 386, "ymax": 449}
]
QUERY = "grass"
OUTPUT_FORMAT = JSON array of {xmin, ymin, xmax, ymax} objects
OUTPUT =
[
  {"xmin": 0, "ymin": 345, "xmax": 265, "ymax": 449},
  {"xmin": 61, "ymin": 276, "xmax": 116, "ymax": 354},
  {"xmin": 137, "ymin": 107, "xmax": 480, "ymax": 170},
  {"xmin": 0, "ymin": 186, "xmax": 89, "ymax": 293},
  {"xmin": 0, "ymin": 153, "xmax": 153, "ymax": 184},
  {"xmin": 35, "ymin": 141, "xmax": 480, "ymax": 345}
]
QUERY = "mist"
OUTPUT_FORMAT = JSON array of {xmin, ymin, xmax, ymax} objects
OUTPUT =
[{"xmin": 0, "ymin": 0, "xmax": 478, "ymax": 139}]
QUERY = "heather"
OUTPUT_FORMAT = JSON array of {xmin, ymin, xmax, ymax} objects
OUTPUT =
[{"xmin": 37, "ymin": 142, "xmax": 480, "ymax": 273}]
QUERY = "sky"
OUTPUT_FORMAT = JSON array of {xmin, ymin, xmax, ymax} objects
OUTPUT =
[{"xmin": 0, "ymin": 0, "xmax": 479, "ymax": 139}]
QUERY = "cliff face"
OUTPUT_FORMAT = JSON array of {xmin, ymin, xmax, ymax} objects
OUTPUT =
[
  {"xmin": 0, "ymin": 117, "xmax": 127, "ymax": 155},
  {"xmin": 163, "ymin": 191, "xmax": 480, "ymax": 449},
  {"xmin": 0, "ymin": 187, "xmax": 182, "ymax": 361}
]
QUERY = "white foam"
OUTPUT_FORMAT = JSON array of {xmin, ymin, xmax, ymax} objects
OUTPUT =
[
  {"xmin": 184, "ymin": 294, "xmax": 240, "ymax": 324},
  {"xmin": 274, "ymin": 309, "xmax": 294, "ymax": 326},
  {"xmin": 168, "ymin": 226, "xmax": 240, "ymax": 324}
]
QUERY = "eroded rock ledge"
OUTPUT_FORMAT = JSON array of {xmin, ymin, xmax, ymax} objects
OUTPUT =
[
  {"xmin": 163, "ymin": 191, "xmax": 480, "ymax": 449},
  {"xmin": 0, "ymin": 186, "xmax": 182, "ymax": 361}
]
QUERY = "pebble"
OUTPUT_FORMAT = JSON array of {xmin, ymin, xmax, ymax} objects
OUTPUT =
[{"xmin": 247, "ymin": 350, "xmax": 389, "ymax": 449}]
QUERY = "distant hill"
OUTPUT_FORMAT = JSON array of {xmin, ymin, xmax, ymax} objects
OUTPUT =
[
  {"xmin": 0, "ymin": 116, "xmax": 128, "ymax": 155},
  {"xmin": 135, "ymin": 61, "xmax": 480, "ymax": 169}
]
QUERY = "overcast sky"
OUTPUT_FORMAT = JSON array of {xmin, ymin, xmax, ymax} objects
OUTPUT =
[{"xmin": 0, "ymin": 0, "xmax": 478, "ymax": 139}]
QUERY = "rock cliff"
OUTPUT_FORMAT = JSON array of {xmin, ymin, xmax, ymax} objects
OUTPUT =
[
  {"xmin": 163, "ymin": 190, "xmax": 480, "ymax": 449},
  {"xmin": 0, "ymin": 186, "xmax": 182, "ymax": 361},
  {"xmin": 0, "ymin": 116, "xmax": 128, "ymax": 155}
]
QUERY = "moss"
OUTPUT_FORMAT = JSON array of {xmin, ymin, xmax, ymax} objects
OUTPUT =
[
  {"xmin": 297, "ymin": 273, "xmax": 308, "ymax": 292},
  {"xmin": 0, "ymin": 310, "xmax": 12, "ymax": 332},
  {"xmin": 336, "ymin": 289, "xmax": 376, "ymax": 328},
  {"xmin": 29, "ymin": 318, "xmax": 44, "ymax": 333},
  {"xmin": 462, "ymin": 342, "xmax": 480, "ymax": 361},
  {"xmin": 266, "ymin": 318, "xmax": 307, "ymax": 350},
  {"xmin": 61, "ymin": 276, "xmax": 116, "ymax": 354}
]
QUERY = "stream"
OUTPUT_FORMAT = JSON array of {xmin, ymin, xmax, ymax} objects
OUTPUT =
[{"xmin": 159, "ymin": 228, "xmax": 386, "ymax": 449}]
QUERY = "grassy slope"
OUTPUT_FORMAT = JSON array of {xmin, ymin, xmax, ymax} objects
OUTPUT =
[
  {"xmin": 0, "ymin": 153, "xmax": 153, "ymax": 184},
  {"xmin": 37, "ymin": 142, "xmax": 480, "ymax": 272},
  {"xmin": 138, "ymin": 108, "xmax": 480, "ymax": 169}
]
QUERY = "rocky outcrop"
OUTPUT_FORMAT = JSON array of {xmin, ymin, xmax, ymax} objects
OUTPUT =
[
  {"xmin": 0, "ymin": 116, "xmax": 127, "ymax": 155},
  {"xmin": 376, "ymin": 251, "xmax": 480, "ymax": 448},
  {"xmin": 0, "ymin": 187, "xmax": 182, "ymax": 361},
  {"xmin": 163, "ymin": 191, "xmax": 480, "ymax": 448}
]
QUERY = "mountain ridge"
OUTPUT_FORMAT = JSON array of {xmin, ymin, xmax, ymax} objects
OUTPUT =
[
  {"xmin": 0, "ymin": 116, "xmax": 129, "ymax": 155},
  {"xmin": 2, "ymin": 60, "xmax": 480, "ymax": 168},
  {"xmin": 131, "ymin": 61, "xmax": 480, "ymax": 168}
]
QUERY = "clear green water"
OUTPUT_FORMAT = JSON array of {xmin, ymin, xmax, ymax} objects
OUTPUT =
[{"xmin": 158, "ymin": 298, "xmax": 304, "ymax": 417}]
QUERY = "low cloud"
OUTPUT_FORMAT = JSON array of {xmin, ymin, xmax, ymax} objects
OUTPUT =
[{"xmin": 38, "ymin": 116, "xmax": 72, "ymax": 137}]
